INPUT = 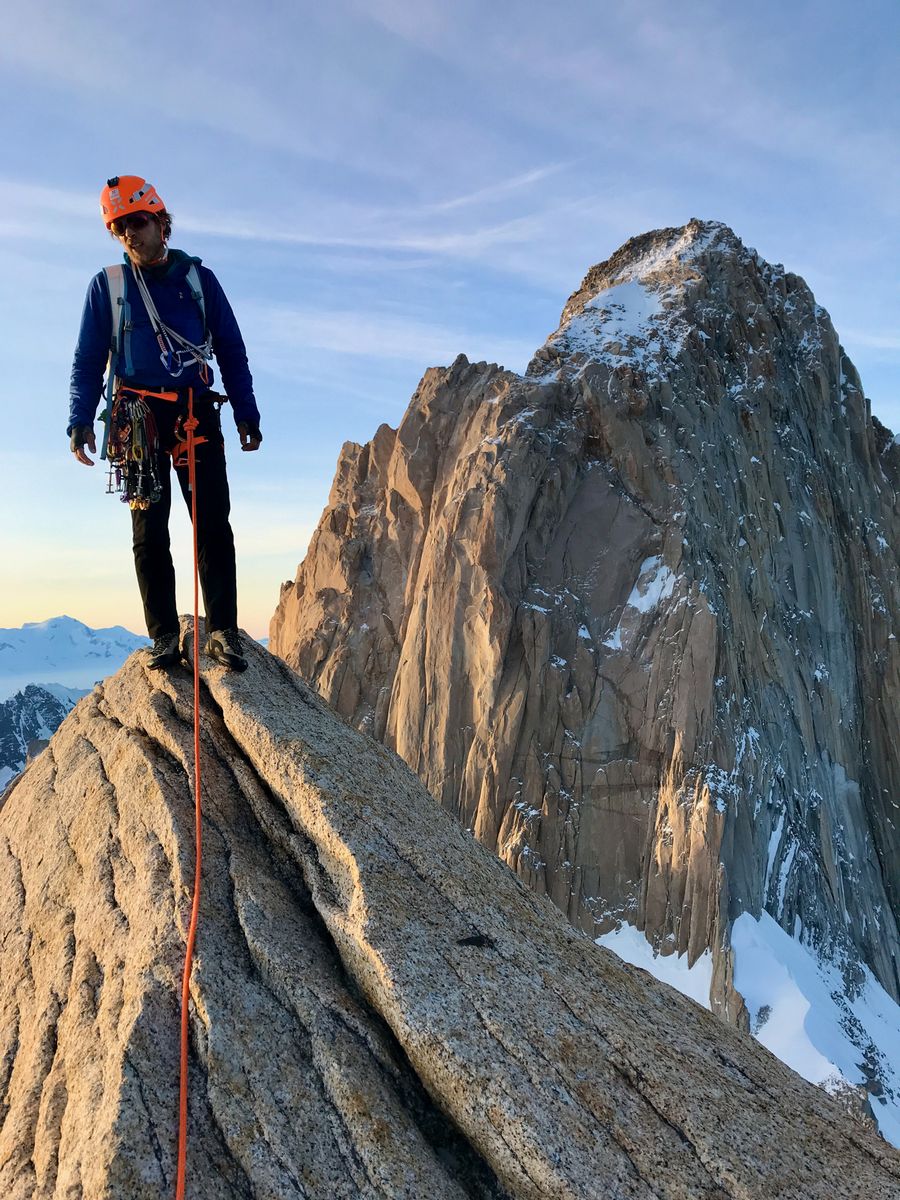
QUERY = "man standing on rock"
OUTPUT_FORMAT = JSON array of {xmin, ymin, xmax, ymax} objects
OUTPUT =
[{"xmin": 68, "ymin": 176, "xmax": 262, "ymax": 672}]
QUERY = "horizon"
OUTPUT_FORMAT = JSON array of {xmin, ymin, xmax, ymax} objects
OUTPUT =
[{"xmin": 3, "ymin": 0, "xmax": 898, "ymax": 639}]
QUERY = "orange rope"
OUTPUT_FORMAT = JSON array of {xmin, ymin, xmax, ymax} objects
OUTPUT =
[{"xmin": 176, "ymin": 390, "xmax": 202, "ymax": 1200}]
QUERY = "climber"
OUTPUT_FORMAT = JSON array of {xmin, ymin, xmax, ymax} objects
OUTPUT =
[{"xmin": 68, "ymin": 176, "xmax": 262, "ymax": 672}]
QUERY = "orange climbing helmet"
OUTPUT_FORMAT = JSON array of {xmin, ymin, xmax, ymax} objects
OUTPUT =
[{"xmin": 99, "ymin": 175, "xmax": 166, "ymax": 227}]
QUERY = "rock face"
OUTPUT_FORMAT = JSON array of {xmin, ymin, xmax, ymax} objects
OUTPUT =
[
  {"xmin": 269, "ymin": 222, "xmax": 900, "ymax": 1041},
  {"xmin": 2, "ymin": 628, "xmax": 900, "ymax": 1198}
]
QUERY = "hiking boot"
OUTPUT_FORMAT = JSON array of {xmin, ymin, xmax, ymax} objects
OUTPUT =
[
  {"xmin": 205, "ymin": 628, "xmax": 247, "ymax": 672},
  {"xmin": 147, "ymin": 631, "xmax": 182, "ymax": 670}
]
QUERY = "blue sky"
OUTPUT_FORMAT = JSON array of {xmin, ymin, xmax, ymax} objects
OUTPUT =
[{"xmin": 2, "ymin": 0, "xmax": 898, "ymax": 639}]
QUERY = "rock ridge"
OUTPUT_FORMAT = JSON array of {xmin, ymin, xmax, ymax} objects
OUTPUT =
[{"xmin": 1, "ymin": 629, "xmax": 899, "ymax": 1196}]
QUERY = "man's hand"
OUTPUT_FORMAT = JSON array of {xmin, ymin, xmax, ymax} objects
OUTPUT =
[
  {"xmin": 237, "ymin": 422, "xmax": 262, "ymax": 452},
  {"xmin": 70, "ymin": 425, "xmax": 96, "ymax": 466}
]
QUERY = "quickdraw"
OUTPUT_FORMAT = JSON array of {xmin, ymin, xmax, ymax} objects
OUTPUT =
[{"xmin": 105, "ymin": 389, "xmax": 164, "ymax": 509}]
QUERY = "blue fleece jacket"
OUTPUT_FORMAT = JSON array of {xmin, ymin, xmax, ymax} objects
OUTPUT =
[{"xmin": 68, "ymin": 249, "xmax": 260, "ymax": 434}]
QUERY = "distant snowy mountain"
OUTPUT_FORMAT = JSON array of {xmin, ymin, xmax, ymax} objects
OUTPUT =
[
  {"xmin": 0, "ymin": 616, "xmax": 147, "ymax": 701},
  {"xmin": 0, "ymin": 683, "xmax": 88, "ymax": 791}
]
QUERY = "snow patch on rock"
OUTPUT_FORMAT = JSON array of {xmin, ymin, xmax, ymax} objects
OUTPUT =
[
  {"xmin": 600, "ymin": 913, "xmax": 900, "ymax": 1148},
  {"xmin": 733, "ymin": 912, "xmax": 900, "ymax": 1148}
]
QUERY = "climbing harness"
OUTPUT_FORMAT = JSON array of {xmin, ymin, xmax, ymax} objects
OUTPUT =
[
  {"xmin": 176, "ymin": 389, "xmax": 203, "ymax": 1200},
  {"xmin": 104, "ymin": 385, "xmax": 214, "ymax": 508}
]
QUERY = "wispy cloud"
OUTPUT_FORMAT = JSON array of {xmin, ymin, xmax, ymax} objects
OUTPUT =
[
  {"xmin": 502, "ymin": 2, "xmax": 900, "ymax": 209},
  {"xmin": 346, "ymin": 0, "xmax": 470, "ymax": 57},
  {"xmin": 0, "ymin": 171, "xmax": 573, "ymax": 279},
  {"xmin": 244, "ymin": 302, "xmax": 538, "ymax": 372},
  {"xmin": 0, "ymin": 8, "xmax": 315, "ymax": 155},
  {"xmin": 0, "ymin": 3, "xmax": 424, "ymax": 170},
  {"xmin": 841, "ymin": 331, "xmax": 900, "ymax": 353},
  {"xmin": 351, "ymin": 0, "xmax": 900, "ymax": 215},
  {"xmin": 422, "ymin": 163, "xmax": 573, "ymax": 214},
  {"xmin": 0, "ymin": 180, "xmax": 97, "ymax": 225},
  {"xmin": 181, "ymin": 210, "xmax": 556, "ymax": 260}
]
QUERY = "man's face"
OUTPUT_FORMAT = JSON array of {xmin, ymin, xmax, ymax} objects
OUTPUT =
[{"xmin": 111, "ymin": 212, "xmax": 165, "ymax": 266}]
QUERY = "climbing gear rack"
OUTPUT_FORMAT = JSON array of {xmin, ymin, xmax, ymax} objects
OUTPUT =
[{"xmin": 105, "ymin": 389, "xmax": 164, "ymax": 509}]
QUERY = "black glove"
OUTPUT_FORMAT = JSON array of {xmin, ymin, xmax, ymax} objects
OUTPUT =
[
  {"xmin": 70, "ymin": 424, "xmax": 94, "ymax": 453},
  {"xmin": 237, "ymin": 422, "xmax": 262, "ymax": 451}
]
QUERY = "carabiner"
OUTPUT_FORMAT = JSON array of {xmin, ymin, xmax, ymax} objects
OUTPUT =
[{"xmin": 160, "ymin": 348, "xmax": 185, "ymax": 376}]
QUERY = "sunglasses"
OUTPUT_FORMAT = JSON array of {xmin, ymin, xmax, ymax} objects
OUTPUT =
[{"xmin": 110, "ymin": 212, "xmax": 153, "ymax": 236}]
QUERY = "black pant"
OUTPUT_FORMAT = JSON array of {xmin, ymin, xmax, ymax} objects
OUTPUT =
[{"xmin": 130, "ymin": 393, "xmax": 238, "ymax": 638}]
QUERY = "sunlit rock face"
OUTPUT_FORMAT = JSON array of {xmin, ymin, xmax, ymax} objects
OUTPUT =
[
  {"xmin": 7, "ymin": 631, "xmax": 900, "ymax": 1196},
  {"xmin": 270, "ymin": 220, "xmax": 900, "ymax": 1036}
]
